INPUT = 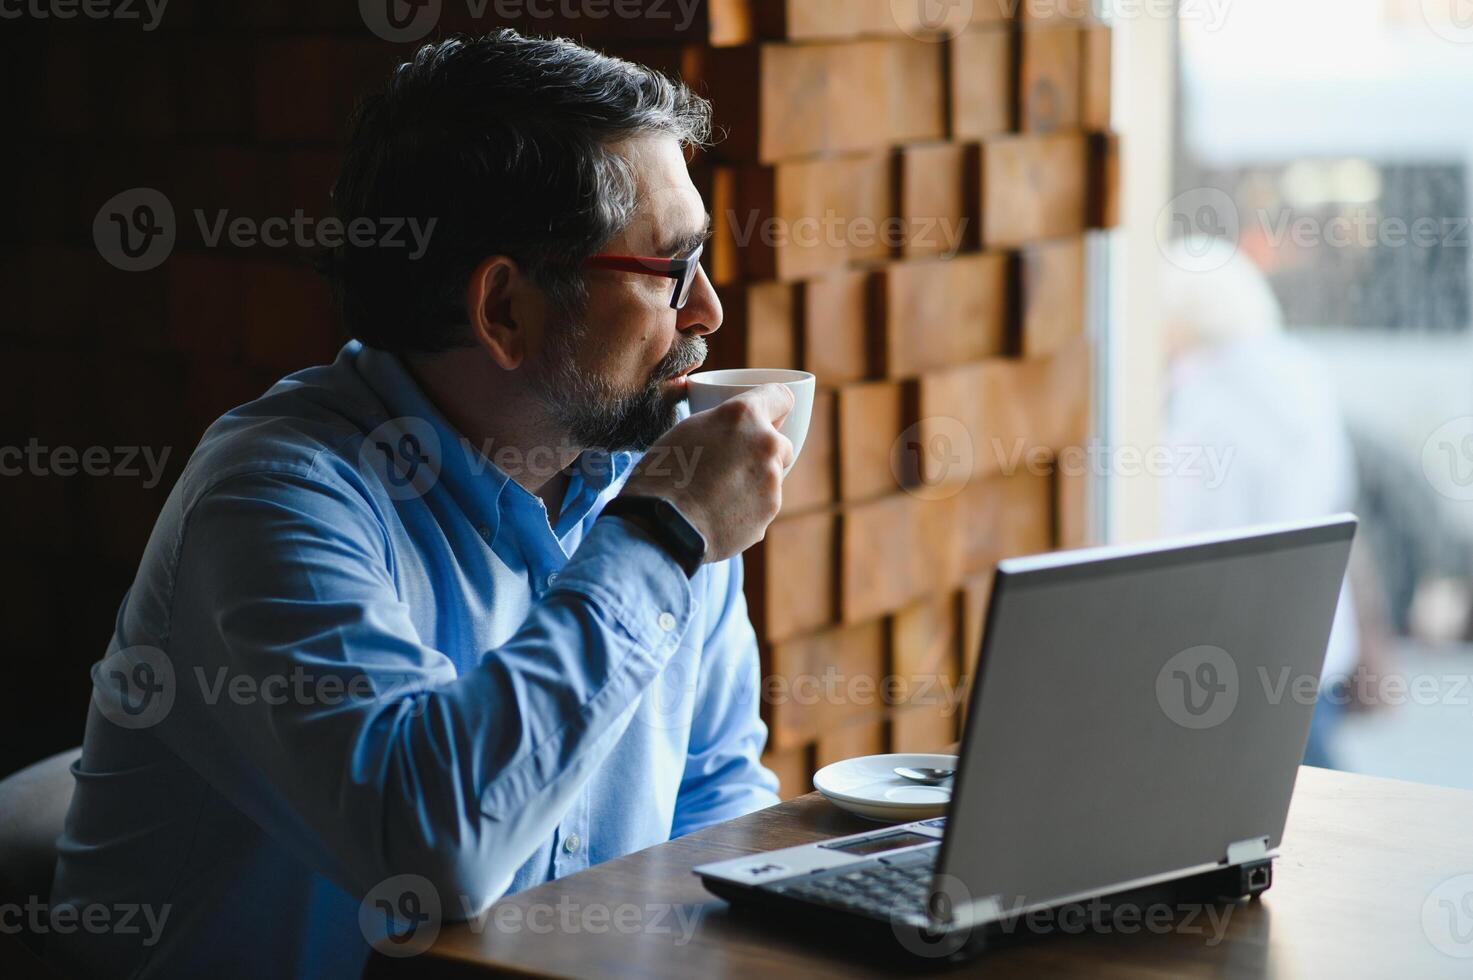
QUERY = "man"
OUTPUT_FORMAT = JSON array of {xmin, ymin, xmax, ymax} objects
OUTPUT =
[
  {"xmin": 1158, "ymin": 237, "xmax": 1359, "ymax": 767},
  {"xmin": 50, "ymin": 31, "xmax": 792, "ymax": 979}
]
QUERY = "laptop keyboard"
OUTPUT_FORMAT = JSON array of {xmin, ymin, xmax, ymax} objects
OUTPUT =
[{"xmin": 766, "ymin": 850, "xmax": 938, "ymax": 920}]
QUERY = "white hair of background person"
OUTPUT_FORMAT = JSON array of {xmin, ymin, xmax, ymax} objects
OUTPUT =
[{"xmin": 1158, "ymin": 236, "xmax": 1360, "ymax": 684}]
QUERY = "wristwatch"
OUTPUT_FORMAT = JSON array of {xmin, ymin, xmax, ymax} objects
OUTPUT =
[{"xmin": 600, "ymin": 495, "xmax": 708, "ymax": 578}]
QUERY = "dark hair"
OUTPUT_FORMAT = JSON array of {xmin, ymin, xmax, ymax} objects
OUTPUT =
[{"xmin": 320, "ymin": 30, "xmax": 712, "ymax": 353}]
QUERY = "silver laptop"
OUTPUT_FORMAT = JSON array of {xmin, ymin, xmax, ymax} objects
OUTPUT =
[{"xmin": 696, "ymin": 515, "xmax": 1357, "ymax": 955}]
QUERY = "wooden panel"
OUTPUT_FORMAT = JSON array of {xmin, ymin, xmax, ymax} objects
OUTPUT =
[
  {"xmin": 1019, "ymin": 27, "xmax": 1082, "ymax": 133},
  {"xmin": 1089, "ymin": 130, "xmax": 1121, "ymax": 229},
  {"xmin": 701, "ymin": 39, "xmax": 944, "ymax": 162},
  {"xmin": 1056, "ymin": 463, "xmax": 1093, "ymax": 550},
  {"xmin": 1082, "ymin": 24, "xmax": 1113, "ymax": 131},
  {"xmin": 950, "ymin": 27, "xmax": 1013, "ymax": 139},
  {"xmin": 747, "ymin": 510, "xmax": 837, "ymax": 643},
  {"xmin": 1019, "ymin": 236, "xmax": 1086, "ymax": 358},
  {"xmin": 836, "ymin": 380, "xmax": 906, "ymax": 503},
  {"xmin": 894, "ymin": 142, "xmax": 975, "ymax": 259},
  {"xmin": 767, "ymin": 619, "xmax": 887, "ymax": 749},
  {"xmin": 916, "ymin": 338, "xmax": 1091, "ymax": 485},
  {"xmin": 841, "ymin": 493, "xmax": 963, "ymax": 623},
  {"xmin": 700, "ymin": 44, "xmax": 830, "ymax": 162},
  {"xmin": 884, "ymin": 40, "xmax": 947, "ymax": 144},
  {"xmin": 712, "ymin": 153, "xmax": 891, "ymax": 282},
  {"xmin": 1018, "ymin": 0, "xmax": 1096, "ymax": 25},
  {"xmin": 890, "ymin": 704, "xmax": 957, "ymax": 752},
  {"xmin": 956, "ymin": 471, "xmax": 1054, "ymax": 574},
  {"xmin": 782, "ymin": 389, "xmax": 835, "ymax": 514},
  {"xmin": 706, "ymin": 280, "xmax": 798, "ymax": 372},
  {"xmin": 799, "ymin": 269, "xmax": 871, "ymax": 385},
  {"xmin": 890, "ymin": 594, "xmax": 961, "ymax": 712},
  {"xmin": 980, "ymin": 133, "xmax": 1088, "ymax": 246},
  {"xmin": 760, "ymin": 744, "xmax": 814, "ymax": 799},
  {"xmin": 814, "ymin": 718, "xmax": 888, "ymax": 769},
  {"xmin": 873, "ymin": 252, "xmax": 1009, "ymax": 378},
  {"xmin": 959, "ymin": 571, "xmax": 995, "ymax": 679}
]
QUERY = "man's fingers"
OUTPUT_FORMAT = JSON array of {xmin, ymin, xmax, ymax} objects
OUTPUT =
[
  {"xmin": 774, "ymin": 431, "xmax": 796, "ymax": 472},
  {"xmin": 739, "ymin": 383, "xmax": 795, "ymax": 428}
]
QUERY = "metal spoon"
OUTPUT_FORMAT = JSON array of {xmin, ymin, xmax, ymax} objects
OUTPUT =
[{"xmin": 893, "ymin": 766, "xmax": 955, "ymax": 786}]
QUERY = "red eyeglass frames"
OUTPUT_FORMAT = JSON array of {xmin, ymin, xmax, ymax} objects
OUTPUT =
[{"xmin": 584, "ymin": 241, "xmax": 705, "ymax": 310}]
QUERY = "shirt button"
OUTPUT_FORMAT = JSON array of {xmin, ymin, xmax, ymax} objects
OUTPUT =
[
  {"xmin": 657, "ymin": 612, "xmax": 677, "ymax": 632},
  {"xmin": 563, "ymin": 833, "xmax": 581, "ymax": 854},
  {"xmin": 546, "ymin": 572, "xmax": 559, "ymax": 588}
]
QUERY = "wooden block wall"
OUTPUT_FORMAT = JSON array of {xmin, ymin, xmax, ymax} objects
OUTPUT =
[{"xmin": 691, "ymin": 6, "xmax": 1117, "ymax": 798}]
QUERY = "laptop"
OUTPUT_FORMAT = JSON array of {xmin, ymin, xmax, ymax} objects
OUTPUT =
[{"xmin": 695, "ymin": 515, "xmax": 1357, "ymax": 957}]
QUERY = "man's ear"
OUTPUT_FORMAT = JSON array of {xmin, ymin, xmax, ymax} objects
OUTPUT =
[{"xmin": 465, "ymin": 255, "xmax": 524, "ymax": 370}]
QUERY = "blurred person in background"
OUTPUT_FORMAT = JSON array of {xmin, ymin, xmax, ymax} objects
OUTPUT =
[{"xmin": 1159, "ymin": 237, "xmax": 1362, "ymax": 767}]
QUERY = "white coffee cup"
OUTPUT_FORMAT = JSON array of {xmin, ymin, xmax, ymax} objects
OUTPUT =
[{"xmin": 686, "ymin": 368, "xmax": 816, "ymax": 475}]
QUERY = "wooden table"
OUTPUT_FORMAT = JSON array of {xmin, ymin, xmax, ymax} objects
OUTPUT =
[{"xmin": 373, "ymin": 768, "xmax": 1473, "ymax": 978}]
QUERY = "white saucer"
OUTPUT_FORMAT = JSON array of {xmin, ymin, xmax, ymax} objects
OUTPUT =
[{"xmin": 813, "ymin": 753, "xmax": 958, "ymax": 822}]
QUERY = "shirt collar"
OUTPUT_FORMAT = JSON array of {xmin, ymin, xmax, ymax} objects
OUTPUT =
[{"xmin": 349, "ymin": 340, "xmax": 637, "ymax": 540}]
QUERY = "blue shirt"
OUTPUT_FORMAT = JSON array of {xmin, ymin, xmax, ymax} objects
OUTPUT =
[{"xmin": 48, "ymin": 341, "xmax": 779, "ymax": 979}]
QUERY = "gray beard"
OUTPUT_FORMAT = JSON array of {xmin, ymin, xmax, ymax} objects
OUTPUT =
[{"xmin": 533, "ymin": 320, "xmax": 707, "ymax": 453}]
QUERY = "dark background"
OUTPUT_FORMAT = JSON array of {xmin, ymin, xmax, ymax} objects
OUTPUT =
[{"xmin": 0, "ymin": 2, "xmax": 705, "ymax": 778}]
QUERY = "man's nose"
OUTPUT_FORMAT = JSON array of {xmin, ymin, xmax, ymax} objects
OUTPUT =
[{"xmin": 677, "ymin": 264, "xmax": 722, "ymax": 337}]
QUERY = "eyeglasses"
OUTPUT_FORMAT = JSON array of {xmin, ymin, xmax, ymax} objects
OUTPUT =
[{"xmin": 584, "ymin": 242, "xmax": 705, "ymax": 310}]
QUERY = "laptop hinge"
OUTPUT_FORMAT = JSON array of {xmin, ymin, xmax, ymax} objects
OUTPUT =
[{"xmin": 1224, "ymin": 836, "xmax": 1271, "ymax": 864}]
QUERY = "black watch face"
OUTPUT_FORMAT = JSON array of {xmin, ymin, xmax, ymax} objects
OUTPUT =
[{"xmin": 655, "ymin": 498, "xmax": 707, "ymax": 558}]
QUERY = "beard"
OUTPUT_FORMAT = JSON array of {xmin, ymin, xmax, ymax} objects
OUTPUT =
[{"xmin": 532, "ymin": 317, "xmax": 707, "ymax": 453}]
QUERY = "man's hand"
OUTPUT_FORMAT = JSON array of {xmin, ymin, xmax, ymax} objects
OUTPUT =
[{"xmin": 620, "ymin": 383, "xmax": 795, "ymax": 563}]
